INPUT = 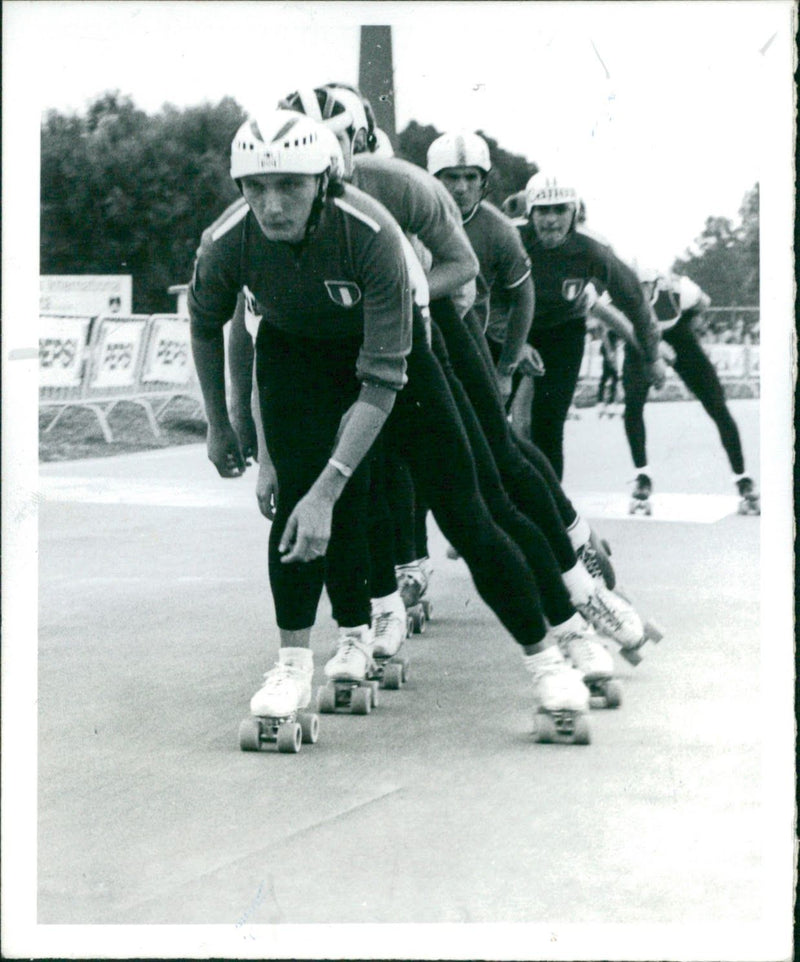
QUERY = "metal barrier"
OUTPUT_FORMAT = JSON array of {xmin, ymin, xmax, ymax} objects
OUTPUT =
[{"xmin": 40, "ymin": 313, "xmax": 202, "ymax": 442}]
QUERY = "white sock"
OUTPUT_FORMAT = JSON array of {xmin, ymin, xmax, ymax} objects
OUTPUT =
[
  {"xmin": 371, "ymin": 591, "xmax": 405, "ymax": 619},
  {"xmin": 278, "ymin": 647, "xmax": 314, "ymax": 672},
  {"xmin": 551, "ymin": 611, "xmax": 586, "ymax": 635},
  {"xmin": 562, "ymin": 562, "xmax": 595, "ymax": 606},
  {"xmin": 523, "ymin": 644, "xmax": 565, "ymax": 674},
  {"xmin": 566, "ymin": 515, "xmax": 592, "ymax": 552}
]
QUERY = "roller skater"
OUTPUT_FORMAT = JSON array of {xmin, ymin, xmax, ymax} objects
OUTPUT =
[
  {"xmin": 192, "ymin": 106, "xmax": 597, "ymax": 746},
  {"xmin": 525, "ymin": 645, "xmax": 591, "ymax": 745},
  {"xmin": 551, "ymin": 614, "xmax": 622, "ymax": 709},
  {"xmin": 574, "ymin": 581, "xmax": 662, "ymax": 666},
  {"xmin": 239, "ymin": 647, "xmax": 320, "ymax": 753},
  {"xmin": 629, "ymin": 471, "xmax": 653, "ymax": 516},
  {"xmin": 622, "ymin": 266, "xmax": 759, "ymax": 511}
]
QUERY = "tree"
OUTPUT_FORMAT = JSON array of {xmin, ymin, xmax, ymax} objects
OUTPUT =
[
  {"xmin": 41, "ymin": 93, "xmax": 245, "ymax": 313},
  {"xmin": 397, "ymin": 120, "xmax": 537, "ymax": 210},
  {"xmin": 672, "ymin": 184, "xmax": 759, "ymax": 306}
]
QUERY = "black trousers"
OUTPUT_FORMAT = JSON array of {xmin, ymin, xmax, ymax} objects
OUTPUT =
[
  {"xmin": 622, "ymin": 315, "xmax": 745, "ymax": 474},
  {"xmin": 527, "ymin": 319, "xmax": 588, "ymax": 481}
]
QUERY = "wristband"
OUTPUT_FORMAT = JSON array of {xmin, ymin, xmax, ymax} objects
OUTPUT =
[{"xmin": 328, "ymin": 458, "xmax": 353, "ymax": 479}]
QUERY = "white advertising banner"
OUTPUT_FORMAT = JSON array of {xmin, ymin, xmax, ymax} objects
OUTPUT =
[
  {"xmin": 89, "ymin": 317, "xmax": 147, "ymax": 389},
  {"xmin": 39, "ymin": 315, "xmax": 92, "ymax": 388},
  {"xmin": 40, "ymin": 275, "xmax": 133, "ymax": 316},
  {"xmin": 141, "ymin": 316, "xmax": 194, "ymax": 385}
]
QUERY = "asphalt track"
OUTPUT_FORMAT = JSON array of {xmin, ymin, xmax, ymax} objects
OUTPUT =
[{"xmin": 29, "ymin": 399, "xmax": 794, "ymax": 958}]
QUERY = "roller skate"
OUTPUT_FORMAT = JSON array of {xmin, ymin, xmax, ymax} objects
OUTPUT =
[
  {"xmin": 396, "ymin": 560, "xmax": 433, "ymax": 634},
  {"xmin": 551, "ymin": 615, "xmax": 622, "ymax": 709},
  {"xmin": 576, "ymin": 584, "xmax": 663, "ymax": 667},
  {"xmin": 368, "ymin": 596, "xmax": 410, "ymax": 690},
  {"xmin": 317, "ymin": 625, "xmax": 380, "ymax": 714},
  {"xmin": 525, "ymin": 644, "xmax": 591, "ymax": 744},
  {"xmin": 628, "ymin": 472, "xmax": 653, "ymax": 516},
  {"xmin": 736, "ymin": 476, "xmax": 761, "ymax": 515},
  {"xmin": 597, "ymin": 403, "xmax": 610, "ymax": 419},
  {"xmin": 239, "ymin": 647, "xmax": 320, "ymax": 753},
  {"xmin": 577, "ymin": 528, "xmax": 616, "ymax": 590}
]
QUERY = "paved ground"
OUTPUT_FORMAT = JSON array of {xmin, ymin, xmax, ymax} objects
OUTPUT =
[{"xmin": 7, "ymin": 400, "xmax": 795, "ymax": 958}]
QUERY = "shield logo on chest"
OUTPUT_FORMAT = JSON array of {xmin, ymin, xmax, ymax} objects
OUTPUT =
[
  {"xmin": 324, "ymin": 280, "xmax": 362, "ymax": 308},
  {"xmin": 562, "ymin": 279, "xmax": 585, "ymax": 302}
]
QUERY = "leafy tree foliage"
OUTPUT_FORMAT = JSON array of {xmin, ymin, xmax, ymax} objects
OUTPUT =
[
  {"xmin": 397, "ymin": 120, "xmax": 537, "ymax": 209},
  {"xmin": 672, "ymin": 184, "xmax": 759, "ymax": 307},
  {"xmin": 41, "ymin": 92, "xmax": 245, "ymax": 312}
]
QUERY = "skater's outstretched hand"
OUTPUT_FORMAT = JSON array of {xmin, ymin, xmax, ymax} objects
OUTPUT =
[
  {"xmin": 279, "ymin": 491, "xmax": 333, "ymax": 563},
  {"xmin": 206, "ymin": 422, "xmax": 247, "ymax": 478},
  {"xmin": 256, "ymin": 463, "xmax": 279, "ymax": 520}
]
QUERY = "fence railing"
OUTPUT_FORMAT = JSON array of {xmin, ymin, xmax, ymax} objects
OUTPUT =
[{"xmin": 40, "ymin": 312, "xmax": 202, "ymax": 442}]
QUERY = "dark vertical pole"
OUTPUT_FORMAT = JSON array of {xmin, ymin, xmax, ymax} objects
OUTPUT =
[{"xmin": 358, "ymin": 25, "xmax": 396, "ymax": 148}]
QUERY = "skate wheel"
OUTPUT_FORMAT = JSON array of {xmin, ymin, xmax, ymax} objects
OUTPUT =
[
  {"xmin": 422, "ymin": 599, "xmax": 433, "ymax": 619},
  {"xmin": 277, "ymin": 721, "xmax": 302, "ymax": 753},
  {"xmin": 298, "ymin": 712, "xmax": 320, "ymax": 744},
  {"xmin": 604, "ymin": 680, "xmax": 623, "ymax": 709},
  {"xmin": 382, "ymin": 663, "xmax": 403, "ymax": 690},
  {"xmin": 405, "ymin": 615, "xmax": 414, "ymax": 638},
  {"xmin": 628, "ymin": 501, "xmax": 636, "ymax": 515},
  {"xmin": 644, "ymin": 502, "xmax": 652, "ymax": 516},
  {"xmin": 573, "ymin": 715, "xmax": 591, "ymax": 745},
  {"xmin": 412, "ymin": 610, "xmax": 426, "ymax": 634},
  {"xmin": 620, "ymin": 647, "xmax": 643, "ymax": 667},
  {"xmin": 317, "ymin": 684, "xmax": 337, "ymax": 714},
  {"xmin": 534, "ymin": 713, "xmax": 556, "ymax": 743},
  {"xmin": 238, "ymin": 717, "xmax": 262, "ymax": 752},
  {"xmin": 350, "ymin": 686, "xmax": 372, "ymax": 715}
]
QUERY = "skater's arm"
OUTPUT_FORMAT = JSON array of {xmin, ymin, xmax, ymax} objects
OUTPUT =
[
  {"xmin": 189, "ymin": 245, "xmax": 246, "ymax": 478},
  {"xmin": 278, "ymin": 396, "xmax": 391, "ymax": 563},
  {"xmin": 495, "ymin": 276, "xmax": 535, "ymax": 390}
]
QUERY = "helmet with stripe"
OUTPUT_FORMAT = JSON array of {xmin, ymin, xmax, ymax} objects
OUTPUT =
[
  {"xmin": 230, "ymin": 109, "xmax": 332, "ymax": 180},
  {"xmin": 279, "ymin": 84, "xmax": 378, "ymax": 174},
  {"xmin": 427, "ymin": 131, "xmax": 492, "ymax": 177},
  {"xmin": 525, "ymin": 172, "xmax": 579, "ymax": 214}
]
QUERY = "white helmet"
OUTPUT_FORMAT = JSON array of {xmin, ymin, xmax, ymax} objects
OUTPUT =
[
  {"xmin": 230, "ymin": 109, "xmax": 332, "ymax": 180},
  {"xmin": 427, "ymin": 131, "xmax": 491, "ymax": 177},
  {"xmin": 525, "ymin": 172, "xmax": 579, "ymax": 214},
  {"xmin": 372, "ymin": 127, "xmax": 394, "ymax": 157}
]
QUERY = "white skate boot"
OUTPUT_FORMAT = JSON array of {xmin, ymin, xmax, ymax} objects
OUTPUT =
[
  {"xmin": 369, "ymin": 594, "xmax": 410, "ymax": 690},
  {"xmin": 317, "ymin": 625, "xmax": 379, "ymax": 715},
  {"xmin": 576, "ymin": 584, "xmax": 663, "ymax": 667},
  {"xmin": 576, "ymin": 529, "xmax": 616, "ymax": 589},
  {"xmin": 239, "ymin": 647, "xmax": 319, "ymax": 753},
  {"xmin": 395, "ymin": 560, "xmax": 432, "ymax": 633},
  {"xmin": 524, "ymin": 644, "xmax": 591, "ymax": 744},
  {"xmin": 550, "ymin": 614, "xmax": 622, "ymax": 709}
]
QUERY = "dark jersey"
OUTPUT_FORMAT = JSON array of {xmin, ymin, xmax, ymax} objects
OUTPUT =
[
  {"xmin": 189, "ymin": 183, "xmax": 412, "ymax": 393},
  {"xmin": 520, "ymin": 226, "xmax": 660, "ymax": 363},
  {"xmin": 462, "ymin": 200, "xmax": 531, "ymax": 331}
]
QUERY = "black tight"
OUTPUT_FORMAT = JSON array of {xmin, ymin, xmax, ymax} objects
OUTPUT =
[{"xmin": 623, "ymin": 316, "xmax": 745, "ymax": 474}]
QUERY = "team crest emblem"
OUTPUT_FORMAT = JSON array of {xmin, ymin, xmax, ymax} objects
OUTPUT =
[
  {"xmin": 324, "ymin": 280, "xmax": 362, "ymax": 308},
  {"xmin": 562, "ymin": 279, "xmax": 585, "ymax": 301}
]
